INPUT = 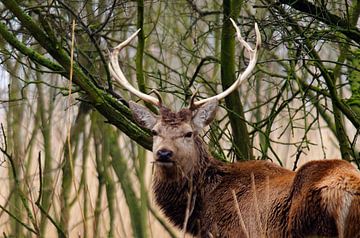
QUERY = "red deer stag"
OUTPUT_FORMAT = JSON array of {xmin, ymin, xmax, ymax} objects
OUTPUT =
[{"xmin": 109, "ymin": 19, "xmax": 360, "ymax": 238}]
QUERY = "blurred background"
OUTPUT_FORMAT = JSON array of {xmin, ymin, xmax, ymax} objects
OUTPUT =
[{"xmin": 0, "ymin": 0, "xmax": 359, "ymax": 237}]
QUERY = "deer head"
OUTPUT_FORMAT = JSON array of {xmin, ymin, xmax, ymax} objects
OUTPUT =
[
  {"xmin": 128, "ymin": 99, "xmax": 219, "ymax": 180},
  {"xmin": 109, "ymin": 19, "xmax": 261, "ymax": 180}
]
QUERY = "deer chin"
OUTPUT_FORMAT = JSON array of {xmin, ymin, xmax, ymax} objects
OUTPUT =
[{"xmin": 153, "ymin": 160, "xmax": 182, "ymax": 181}]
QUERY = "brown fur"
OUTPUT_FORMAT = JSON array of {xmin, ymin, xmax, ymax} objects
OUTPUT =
[{"xmin": 129, "ymin": 102, "xmax": 360, "ymax": 238}]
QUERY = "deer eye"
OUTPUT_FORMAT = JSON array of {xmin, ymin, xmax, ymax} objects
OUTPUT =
[
  {"xmin": 151, "ymin": 130, "xmax": 158, "ymax": 136},
  {"xmin": 184, "ymin": 132, "xmax": 193, "ymax": 138}
]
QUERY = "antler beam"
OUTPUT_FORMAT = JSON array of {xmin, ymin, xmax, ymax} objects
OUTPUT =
[
  {"xmin": 109, "ymin": 19, "xmax": 260, "ymax": 109},
  {"xmin": 108, "ymin": 29, "xmax": 161, "ymax": 106},
  {"xmin": 192, "ymin": 18, "xmax": 261, "ymax": 108}
]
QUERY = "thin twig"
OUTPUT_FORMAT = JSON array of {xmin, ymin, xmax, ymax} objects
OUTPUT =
[
  {"xmin": 0, "ymin": 124, "xmax": 39, "ymax": 235},
  {"xmin": 251, "ymin": 173, "xmax": 264, "ymax": 236},
  {"xmin": 0, "ymin": 204, "xmax": 37, "ymax": 235},
  {"xmin": 33, "ymin": 150, "xmax": 66, "ymax": 236},
  {"xmin": 264, "ymin": 176, "xmax": 270, "ymax": 237},
  {"xmin": 35, "ymin": 203, "xmax": 67, "ymax": 237},
  {"xmin": 231, "ymin": 190, "xmax": 248, "ymax": 238},
  {"xmin": 182, "ymin": 178, "xmax": 196, "ymax": 238},
  {"xmin": 36, "ymin": 152, "xmax": 42, "ymax": 205},
  {"xmin": 292, "ymin": 149, "xmax": 303, "ymax": 171},
  {"xmin": 1, "ymin": 124, "xmax": 7, "ymax": 152},
  {"xmin": 67, "ymin": 18, "xmax": 86, "ymax": 226},
  {"xmin": 147, "ymin": 203, "xmax": 177, "ymax": 238}
]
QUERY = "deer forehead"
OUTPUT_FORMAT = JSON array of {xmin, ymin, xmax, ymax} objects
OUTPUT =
[{"xmin": 154, "ymin": 122, "xmax": 193, "ymax": 137}]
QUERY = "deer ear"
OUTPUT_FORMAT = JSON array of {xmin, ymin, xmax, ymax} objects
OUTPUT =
[
  {"xmin": 192, "ymin": 99, "xmax": 219, "ymax": 131},
  {"xmin": 129, "ymin": 101, "xmax": 158, "ymax": 129}
]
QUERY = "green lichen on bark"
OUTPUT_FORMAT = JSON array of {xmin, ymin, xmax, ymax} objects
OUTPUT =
[
  {"xmin": 221, "ymin": 0, "xmax": 253, "ymax": 161},
  {"xmin": 348, "ymin": 49, "xmax": 360, "ymax": 116}
]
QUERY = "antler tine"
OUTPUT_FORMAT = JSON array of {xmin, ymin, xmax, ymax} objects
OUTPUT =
[
  {"xmin": 149, "ymin": 89, "xmax": 163, "ymax": 105},
  {"xmin": 192, "ymin": 18, "xmax": 261, "ymax": 108},
  {"xmin": 189, "ymin": 87, "xmax": 200, "ymax": 110},
  {"xmin": 109, "ymin": 29, "xmax": 161, "ymax": 106}
]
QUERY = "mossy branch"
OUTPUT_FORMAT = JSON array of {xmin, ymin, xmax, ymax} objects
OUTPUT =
[{"xmin": 1, "ymin": 0, "xmax": 153, "ymax": 150}]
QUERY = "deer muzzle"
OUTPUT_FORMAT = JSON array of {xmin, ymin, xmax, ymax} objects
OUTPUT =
[{"xmin": 155, "ymin": 149, "xmax": 174, "ymax": 166}]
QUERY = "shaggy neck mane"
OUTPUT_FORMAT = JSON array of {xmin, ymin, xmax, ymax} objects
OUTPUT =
[{"xmin": 152, "ymin": 133, "xmax": 220, "ymax": 235}]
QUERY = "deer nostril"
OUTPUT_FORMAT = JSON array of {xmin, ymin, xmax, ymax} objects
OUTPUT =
[{"xmin": 156, "ymin": 149, "xmax": 173, "ymax": 161}]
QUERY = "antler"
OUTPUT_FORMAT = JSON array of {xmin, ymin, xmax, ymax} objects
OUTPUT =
[
  {"xmin": 191, "ymin": 18, "xmax": 261, "ymax": 108},
  {"xmin": 108, "ymin": 29, "xmax": 161, "ymax": 106}
]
